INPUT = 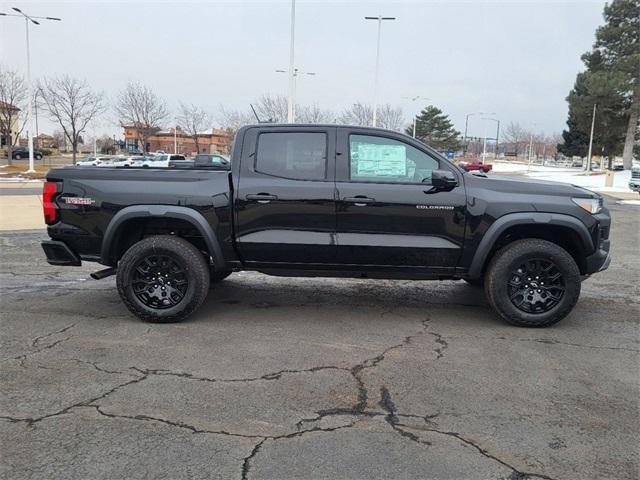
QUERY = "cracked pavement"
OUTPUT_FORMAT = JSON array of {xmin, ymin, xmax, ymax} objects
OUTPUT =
[{"xmin": 1, "ymin": 199, "xmax": 639, "ymax": 479}]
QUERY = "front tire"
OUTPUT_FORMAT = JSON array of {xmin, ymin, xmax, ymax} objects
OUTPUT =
[
  {"xmin": 485, "ymin": 239, "xmax": 581, "ymax": 328},
  {"xmin": 116, "ymin": 235, "xmax": 210, "ymax": 323},
  {"xmin": 14, "ymin": 154, "xmax": 21, "ymax": 160}
]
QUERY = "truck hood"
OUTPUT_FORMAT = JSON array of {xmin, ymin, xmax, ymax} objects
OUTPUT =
[{"xmin": 465, "ymin": 173, "xmax": 599, "ymax": 198}]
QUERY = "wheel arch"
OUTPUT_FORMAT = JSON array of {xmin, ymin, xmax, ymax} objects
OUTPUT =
[
  {"xmin": 101, "ymin": 205, "xmax": 225, "ymax": 269},
  {"xmin": 468, "ymin": 213, "xmax": 594, "ymax": 279}
]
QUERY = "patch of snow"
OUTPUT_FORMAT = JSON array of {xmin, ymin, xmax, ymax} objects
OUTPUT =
[
  {"xmin": 523, "ymin": 169, "xmax": 633, "ymax": 193},
  {"xmin": 616, "ymin": 200, "xmax": 640, "ymax": 206}
]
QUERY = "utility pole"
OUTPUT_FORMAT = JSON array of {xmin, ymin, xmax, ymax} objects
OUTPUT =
[
  {"xmin": 586, "ymin": 103, "xmax": 597, "ymax": 172},
  {"xmin": 287, "ymin": 0, "xmax": 296, "ymax": 123},
  {"xmin": 365, "ymin": 15, "xmax": 395, "ymax": 127},
  {"xmin": 1, "ymin": 8, "xmax": 61, "ymax": 172},
  {"xmin": 174, "ymin": 126, "xmax": 177, "ymax": 154}
]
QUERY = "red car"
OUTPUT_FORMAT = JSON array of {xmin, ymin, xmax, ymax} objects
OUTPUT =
[{"xmin": 460, "ymin": 160, "xmax": 492, "ymax": 173}]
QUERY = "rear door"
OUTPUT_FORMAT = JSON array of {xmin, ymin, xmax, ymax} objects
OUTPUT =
[
  {"xmin": 335, "ymin": 128, "xmax": 466, "ymax": 272},
  {"xmin": 235, "ymin": 127, "xmax": 337, "ymax": 265}
]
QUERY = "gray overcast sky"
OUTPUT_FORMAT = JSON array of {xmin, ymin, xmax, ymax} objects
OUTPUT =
[{"xmin": 1, "ymin": 0, "xmax": 606, "ymax": 138}]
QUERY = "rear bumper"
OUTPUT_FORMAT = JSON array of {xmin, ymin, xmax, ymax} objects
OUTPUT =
[{"xmin": 41, "ymin": 240, "xmax": 81, "ymax": 266}]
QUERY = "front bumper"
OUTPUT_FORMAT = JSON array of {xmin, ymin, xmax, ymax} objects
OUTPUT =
[
  {"xmin": 41, "ymin": 240, "xmax": 81, "ymax": 266},
  {"xmin": 584, "ymin": 239, "xmax": 611, "ymax": 274}
]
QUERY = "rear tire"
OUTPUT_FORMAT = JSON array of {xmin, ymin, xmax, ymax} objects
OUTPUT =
[
  {"xmin": 14, "ymin": 154, "xmax": 21, "ymax": 160},
  {"xmin": 116, "ymin": 235, "xmax": 210, "ymax": 323},
  {"xmin": 485, "ymin": 239, "xmax": 581, "ymax": 328}
]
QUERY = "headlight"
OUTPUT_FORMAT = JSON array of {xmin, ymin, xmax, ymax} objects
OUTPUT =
[{"xmin": 572, "ymin": 197, "xmax": 602, "ymax": 214}]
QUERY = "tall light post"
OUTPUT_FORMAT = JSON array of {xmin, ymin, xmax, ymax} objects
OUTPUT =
[
  {"xmin": 482, "ymin": 117, "xmax": 500, "ymax": 159},
  {"xmin": 276, "ymin": 68, "xmax": 316, "ymax": 122},
  {"xmin": 402, "ymin": 95, "xmax": 429, "ymax": 138},
  {"xmin": 586, "ymin": 103, "xmax": 597, "ymax": 172},
  {"xmin": 1, "ymin": 8, "xmax": 61, "ymax": 173},
  {"xmin": 463, "ymin": 111, "xmax": 495, "ymax": 155},
  {"xmin": 286, "ymin": 0, "xmax": 296, "ymax": 123},
  {"xmin": 365, "ymin": 15, "xmax": 395, "ymax": 127}
]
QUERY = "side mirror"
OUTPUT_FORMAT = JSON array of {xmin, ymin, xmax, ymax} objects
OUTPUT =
[{"xmin": 430, "ymin": 169, "xmax": 458, "ymax": 189}]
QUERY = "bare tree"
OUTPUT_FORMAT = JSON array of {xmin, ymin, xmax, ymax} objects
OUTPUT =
[
  {"xmin": 115, "ymin": 82, "xmax": 169, "ymax": 154},
  {"xmin": 0, "ymin": 66, "xmax": 28, "ymax": 165},
  {"xmin": 501, "ymin": 122, "xmax": 529, "ymax": 158},
  {"xmin": 254, "ymin": 94, "xmax": 288, "ymax": 123},
  {"xmin": 338, "ymin": 102, "xmax": 404, "ymax": 130},
  {"xmin": 39, "ymin": 75, "xmax": 106, "ymax": 163},
  {"xmin": 339, "ymin": 102, "xmax": 373, "ymax": 126},
  {"xmin": 296, "ymin": 103, "xmax": 335, "ymax": 124},
  {"xmin": 377, "ymin": 104, "xmax": 405, "ymax": 131},
  {"xmin": 216, "ymin": 105, "xmax": 253, "ymax": 137},
  {"xmin": 177, "ymin": 103, "xmax": 210, "ymax": 154}
]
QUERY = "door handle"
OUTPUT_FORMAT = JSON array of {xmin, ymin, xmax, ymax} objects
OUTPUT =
[
  {"xmin": 246, "ymin": 193, "xmax": 278, "ymax": 204},
  {"xmin": 344, "ymin": 196, "xmax": 375, "ymax": 206}
]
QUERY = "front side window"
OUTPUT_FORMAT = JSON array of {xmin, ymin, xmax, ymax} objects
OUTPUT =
[
  {"xmin": 256, "ymin": 132, "xmax": 327, "ymax": 180},
  {"xmin": 349, "ymin": 134, "xmax": 439, "ymax": 184}
]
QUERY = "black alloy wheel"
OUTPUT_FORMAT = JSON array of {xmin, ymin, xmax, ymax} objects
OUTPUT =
[
  {"xmin": 507, "ymin": 258, "xmax": 565, "ymax": 314},
  {"xmin": 131, "ymin": 254, "xmax": 189, "ymax": 309}
]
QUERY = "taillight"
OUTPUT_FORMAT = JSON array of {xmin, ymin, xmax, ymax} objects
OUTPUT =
[{"xmin": 43, "ymin": 181, "xmax": 60, "ymax": 225}]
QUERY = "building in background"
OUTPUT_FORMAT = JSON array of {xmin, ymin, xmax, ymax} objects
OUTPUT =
[
  {"xmin": 123, "ymin": 126, "xmax": 232, "ymax": 155},
  {"xmin": 0, "ymin": 101, "xmax": 21, "ymax": 149}
]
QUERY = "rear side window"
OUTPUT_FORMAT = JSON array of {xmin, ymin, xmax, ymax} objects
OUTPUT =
[
  {"xmin": 170, "ymin": 155, "xmax": 185, "ymax": 160},
  {"xmin": 256, "ymin": 132, "xmax": 327, "ymax": 180}
]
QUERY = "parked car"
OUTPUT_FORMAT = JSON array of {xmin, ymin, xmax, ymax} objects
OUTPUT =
[
  {"xmin": 42, "ymin": 124, "xmax": 611, "ymax": 328},
  {"xmin": 168, "ymin": 154, "xmax": 230, "ymax": 169},
  {"xmin": 144, "ymin": 154, "xmax": 186, "ymax": 167},
  {"xmin": 10, "ymin": 147, "xmax": 44, "ymax": 160},
  {"xmin": 612, "ymin": 160, "xmax": 624, "ymax": 171},
  {"xmin": 571, "ymin": 160, "xmax": 583, "ymax": 168},
  {"xmin": 629, "ymin": 165, "xmax": 640, "ymax": 192},
  {"xmin": 76, "ymin": 156, "xmax": 110, "ymax": 166},
  {"xmin": 111, "ymin": 156, "xmax": 139, "ymax": 167}
]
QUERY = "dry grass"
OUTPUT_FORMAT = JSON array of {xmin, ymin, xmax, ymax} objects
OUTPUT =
[{"xmin": 0, "ymin": 164, "xmax": 66, "ymax": 180}]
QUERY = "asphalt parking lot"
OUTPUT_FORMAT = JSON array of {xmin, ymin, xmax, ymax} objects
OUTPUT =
[{"xmin": 0, "ymin": 199, "xmax": 638, "ymax": 480}]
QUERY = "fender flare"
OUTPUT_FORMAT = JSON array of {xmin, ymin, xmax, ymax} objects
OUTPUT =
[
  {"xmin": 467, "ymin": 212, "xmax": 594, "ymax": 278},
  {"xmin": 100, "ymin": 205, "xmax": 225, "ymax": 269}
]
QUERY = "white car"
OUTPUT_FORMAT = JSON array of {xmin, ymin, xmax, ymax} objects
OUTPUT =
[
  {"xmin": 140, "ymin": 154, "xmax": 186, "ymax": 168},
  {"xmin": 110, "ymin": 156, "xmax": 139, "ymax": 167},
  {"xmin": 76, "ymin": 156, "xmax": 110, "ymax": 166}
]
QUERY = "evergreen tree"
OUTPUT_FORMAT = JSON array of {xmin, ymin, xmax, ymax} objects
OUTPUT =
[
  {"xmin": 407, "ymin": 105, "xmax": 461, "ymax": 152},
  {"xmin": 559, "ymin": 0, "xmax": 639, "ymax": 167}
]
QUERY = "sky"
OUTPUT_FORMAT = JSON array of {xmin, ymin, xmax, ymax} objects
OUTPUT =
[{"xmin": 0, "ymin": 0, "xmax": 607, "ymax": 139}]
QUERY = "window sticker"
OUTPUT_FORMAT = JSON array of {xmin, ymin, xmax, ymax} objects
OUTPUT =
[{"xmin": 352, "ymin": 142, "xmax": 407, "ymax": 177}]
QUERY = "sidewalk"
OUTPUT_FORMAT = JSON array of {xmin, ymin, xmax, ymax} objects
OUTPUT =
[{"xmin": 0, "ymin": 194, "xmax": 45, "ymax": 230}]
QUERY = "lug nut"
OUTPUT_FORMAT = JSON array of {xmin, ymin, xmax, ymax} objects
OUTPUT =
[{"xmin": 530, "ymin": 290, "xmax": 534, "ymax": 294}]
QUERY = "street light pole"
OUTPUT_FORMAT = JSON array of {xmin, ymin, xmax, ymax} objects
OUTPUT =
[
  {"xmin": 365, "ymin": 15, "xmax": 395, "ymax": 127},
  {"xmin": 287, "ymin": 0, "xmax": 296, "ymax": 123},
  {"xmin": 402, "ymin": 95, "xmax": 429, "ymax": 138},
  {"xmin": 481, "ymin": 117, "xmax": 500, "ymax": 159},
  {"xmin": 276, "ymin": 68, "xmax": 315, "ymax": 123},
  {"xmin": 586, "ymin": 103, "xmax": 597, "ymax": 172},
  {"xmin": 1, "ymin": 8, "xmax": 61, "ymax": 172}
]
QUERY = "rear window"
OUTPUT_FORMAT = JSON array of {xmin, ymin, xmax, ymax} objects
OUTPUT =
[
  {"xmin": 170, "ymin": 155, "xmax": 185, "ymax": 160},
  {"xmin": 256, "ymin": 132, "xmax": 327, "ymax": 181}
]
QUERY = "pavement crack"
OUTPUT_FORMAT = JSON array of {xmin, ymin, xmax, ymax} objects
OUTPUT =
[
  {"xmin": 378, "ymin": 386, "xmax": 432, "ymax": 446},
  {"xmin": 241, "ymin": 439, "xmax": 265, "ymax": 480},
  {"xmin": 0, "ymin": 374, "xmax": 147, "ymax": 426},
  {"xmin": 30, "ymin": 323, "xmax": 76, "ymax": 347},
  {"xmin": 401, "ymin": 422, "xmax": 557, "ymax": 480},
  {"xmin": 429, "ymin": 332, "xmax": 449, "ymax": 359}
]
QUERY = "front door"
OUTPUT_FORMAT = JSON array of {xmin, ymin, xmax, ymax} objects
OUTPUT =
[
  {"xmin": 235, "ymin": 127, "xmax": 337, "ymax": 265},
  {"xmin": 335, "ymin": 129, "xmax": 466, "ymax": 272}
]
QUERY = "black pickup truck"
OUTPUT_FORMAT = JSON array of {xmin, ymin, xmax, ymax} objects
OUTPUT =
[{"xmin": 41, "ymin": 124, "xmax": 611, "ymax": 327}]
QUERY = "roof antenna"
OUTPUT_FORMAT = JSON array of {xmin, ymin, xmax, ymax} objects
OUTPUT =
[{"xmin": 250, "ymin": 104, "xmax": 263, "ymax": 123}]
